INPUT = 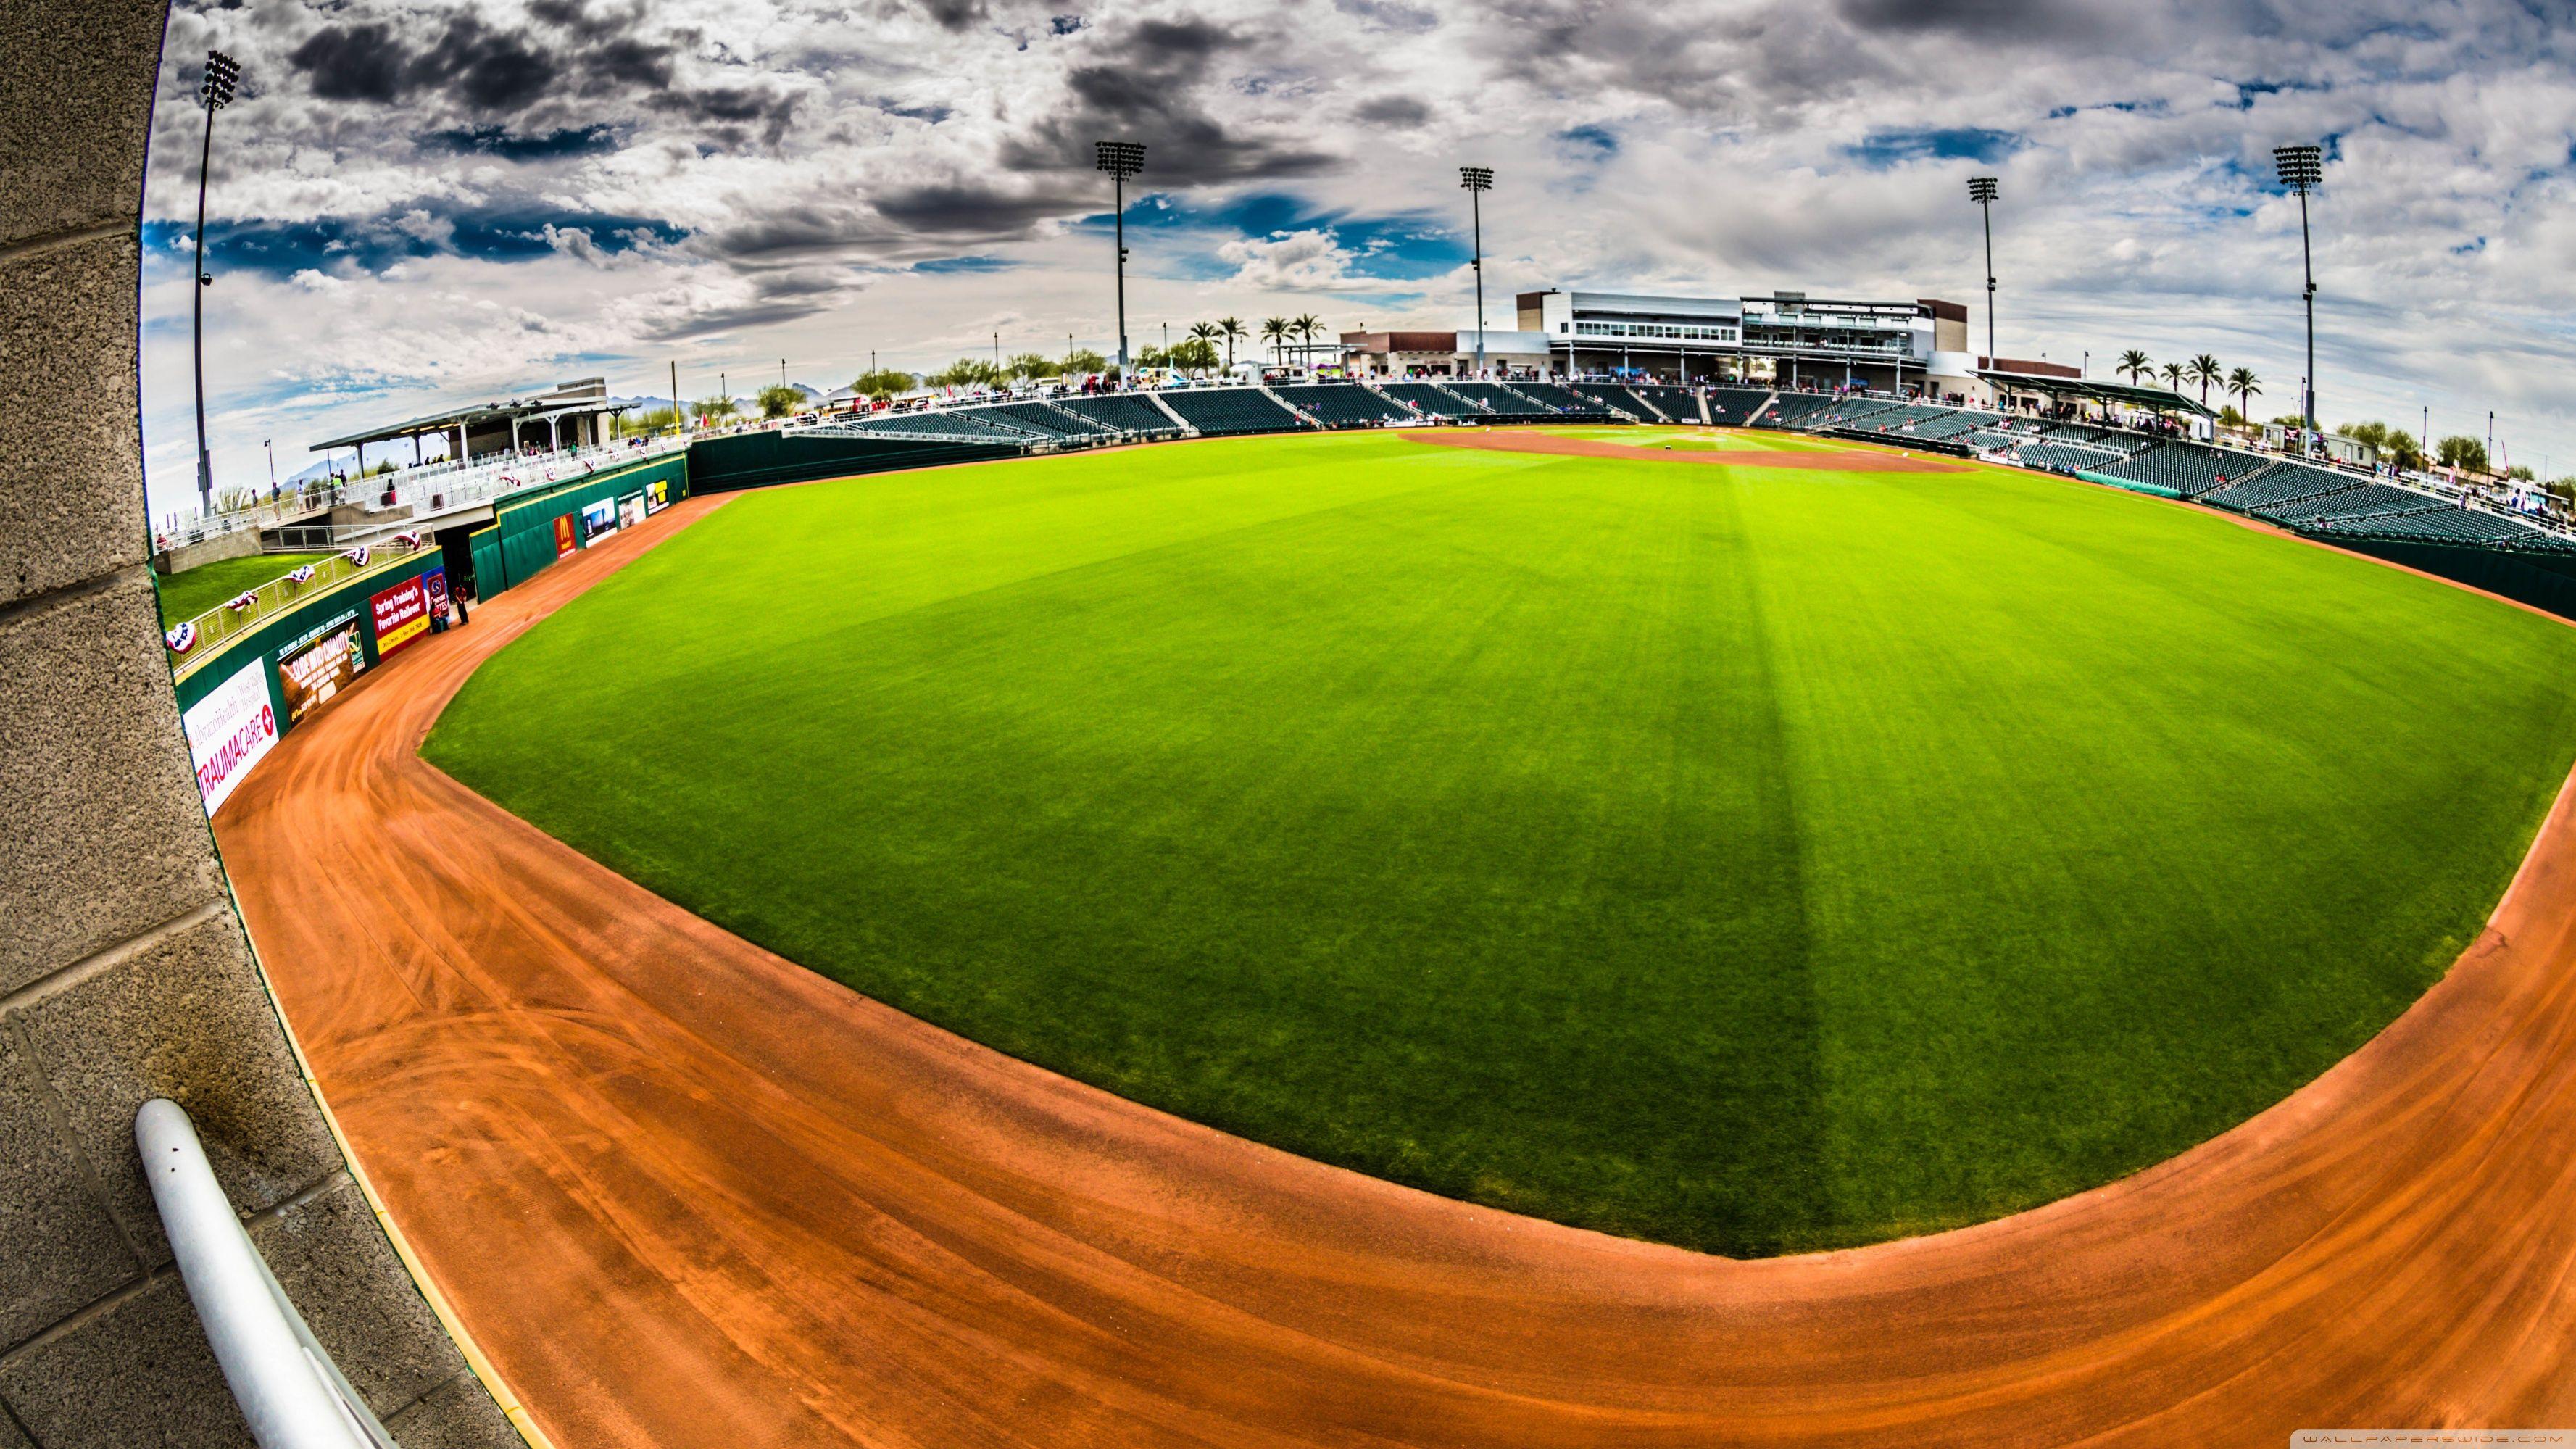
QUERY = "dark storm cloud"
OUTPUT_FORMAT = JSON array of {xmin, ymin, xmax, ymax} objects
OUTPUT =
[
  {"xmin": 1354, "ymin": 97, "xmax": 1430, "ymax": 127},
  {"xmin": 285, "ymin": 5, "xmax": 778, "ymax": 136},
  {"xmin": 872, "ymin": 181, "xmax": 1100, "ymax": 236},
  {"xmin": 286, "ymin": 22, "xmax": 410, "ymax": 104},
  {"xmin": 919, "ymin": 0, "xmax": 989, "ymax": 30},
  {"xmin": 1000, "ymin": 14, "xmax": 1335, "ymax": 184},
  {"xmin": 1832, "ymin": 0, "xmax": 2126, "ymax": 42}
]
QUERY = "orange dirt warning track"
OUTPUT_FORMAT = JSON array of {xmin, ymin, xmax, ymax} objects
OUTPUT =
[{"xmin": 219, "ymin": 489, "xmax": 2576, "ymax": 1448}]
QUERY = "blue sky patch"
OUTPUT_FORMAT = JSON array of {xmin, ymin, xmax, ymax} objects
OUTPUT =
[
  {"xmin": 421, "ymin": 125, "xmax": 620, "ymax": 161},
  {"xmin": 142, "ymin": 209, "xmax": 685, "ymax": 278},
  {"xmin": 915, "ymin": 255, "xmax": 1018, "ymax": 273},
  {"xmin": 1845, "ymin": 127, "xmax": 2024, "ymax": 167},
  {"xmin": 1557, "ymin": 124, "xmax": 1618, "ymax": 156}
]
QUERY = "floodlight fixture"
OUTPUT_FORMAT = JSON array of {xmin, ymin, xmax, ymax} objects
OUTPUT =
[
  {"xmin": 2273, "ymin": 144, "xmax": 2323, "ymax": 193},
  {"xmin": 2274, "ymin": 144, "xmax": 2324, "ymax": 449},
  {"xmin": 191, "ymin": 49, "xmax": 244, "ymax": 512},
  {"xmin": 201, "ymin": 49, "xmax": 241, "ymax": 109},
  {"xmin": 1095, "ymin": 141, "xmax": 1146, "ymax": 380},
  {"xmin": 1459, "ymin": 167, "xmax": 1493, "ymax": 375}
]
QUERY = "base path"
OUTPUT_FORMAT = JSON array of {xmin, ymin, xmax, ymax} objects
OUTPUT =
[
  {"xmin": 1405, "ymin": 427, "xmax": 1972, "ymax": 470},
  {"xmin": 219, "ymin": 487, "xmax": 2576, "ymax": 1448}
]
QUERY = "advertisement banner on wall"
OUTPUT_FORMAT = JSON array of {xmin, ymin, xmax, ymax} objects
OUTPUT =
[
  {"xmin": 581, "ymin": 497, "xmax": 618, "ymax": 542},
  {"xmin": 278, "ymin": 616, "xmax": 367, "ymax": 723},
  {"xmin": 183, "ymin": 659, "xmax": 278, "ymax": 816},
  {"xmin": 618, "ymin": 491, "xmax": 647, "ymax": 530},
  {"xmin": 644, "ymin": 478, "xmax": 670, "ymax": 514},
  {"xmin": 421, "ymin": 566, "xmax": 452, "ymax": 618},
  {"xmin": 554, "ymin": 512, "xmax": 577, "ymax": 558},
  {"xmin": 370, "ymin": 575, "xmax": 432, "ymax": 657}
]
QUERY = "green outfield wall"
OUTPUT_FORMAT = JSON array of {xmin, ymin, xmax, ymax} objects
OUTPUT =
[
  {"xmin": 686, "ymin": 431, "xmax": 1020, "ymax": 494},
  {"xmin": 468, "ymin": 452, "xmax": 688, "ymax": 599},
  {"xmin": 2318, "ymin": 534, "xmax": 2576, "ymax": 623}
]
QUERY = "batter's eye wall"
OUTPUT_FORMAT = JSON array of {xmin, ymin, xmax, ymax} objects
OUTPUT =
[{"xmin": 0, "ymin": 4, "xmax": 518, "ymax": 1443}]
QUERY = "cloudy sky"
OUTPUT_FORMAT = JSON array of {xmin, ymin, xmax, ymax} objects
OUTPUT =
[{"xmin": 144, "ymin": 0, "xmax": 2576, "ymax": 515}]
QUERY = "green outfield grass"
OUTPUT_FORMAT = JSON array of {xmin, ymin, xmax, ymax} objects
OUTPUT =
[
  {"xmin": 425, "ymin": 431, "xmax": 2576, "ymax": 1255},
  {"xmin": 155, "ymin": 552, "xmax": 336, "ymax": 624}
]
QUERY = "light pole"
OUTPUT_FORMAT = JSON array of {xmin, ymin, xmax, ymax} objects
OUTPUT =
[
  {"xmin": 1094, "ymin": 141, "xmax": 1144, "ymax": 384},
  {"xmin": 262, "ymin": 439, "xmax": 274, "ymax": 495},
  {"xmin": 191, "ymin": 49, "xmax": 241, "ymax": 513},
  {"xmin": 1458, "ymin": 167, "xmax": 1493, "ymax": 378},
  {"xmin": 1967, "ymin": 175, "xmax": 1999, "ymax": 375},
  {"xmin": 2274, "ymin": 144, "xmax": 2323, "ymax": 455}
]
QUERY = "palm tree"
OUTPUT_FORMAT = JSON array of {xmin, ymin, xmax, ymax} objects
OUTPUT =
[
  {"xmin": 2117, "ymin": 349, "xmax": 2151, "ymax": 385},
  {"xmin": 2159, "ymin": 362, "xmax": 2186, "ymax": 391},
  {"xmin": 2226, "ymin": 366, "xmax": 2261, "ymax": 421},
  {"xmin": 1261, "ymin": 316, "xmax": 1289, "ymax": 365},
  {"xmin": 1217, "ymin": 315, "xmax": 1248, "ymax": 368},
  {"xmin": 1294, "ymin": 313, "xmax": 1322, "ymax": 360},
  {"xmin": 1187, "ymin": 321, "xmax": 1220, "ymax": 374},
  {"xmin": 2188, "ymin": 353, "xmax": 2222, "ymax": 407}
]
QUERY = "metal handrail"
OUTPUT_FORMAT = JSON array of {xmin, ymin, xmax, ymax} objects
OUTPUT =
[
  {"xmin": 166, "ymin": 540, "xmax": 435, "ymax": 676},
  {"xmin": 159, "ymin": 434, "xmax": 689, "ymax": 552},
  {"xmin": 136, "ymin": 1100, "xmax": 399, "ymax": 1449}
]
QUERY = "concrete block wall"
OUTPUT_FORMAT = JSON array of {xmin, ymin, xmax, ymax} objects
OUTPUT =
[{"xmin": 0, "ymin": 2, "xmax": 518, "ymax": 1443}]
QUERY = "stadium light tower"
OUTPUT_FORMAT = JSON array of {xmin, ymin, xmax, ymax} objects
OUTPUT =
[
  {"xmin": 1459, "ymin": 167, "xmax": 1493, "ymax": 377},
  {"xmin": 1095, "ymin": 141, "xmax": 1145, "ymax": 384},
  {"xmin": 192, "ymin": 49, "xmax": 242, "ymax": 513},
  {"xmin": 1966, "ymin": 175, "xmax": 1999, "ymax": 375},
  {"xmin": 2274, "ymin": 144, "xmax": 2324, "ymax": 454}
]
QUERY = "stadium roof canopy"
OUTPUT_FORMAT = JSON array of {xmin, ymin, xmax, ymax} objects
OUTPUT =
[
  {"xmin": 307, "ymin": 377, "xmax": 626, "ymax": 453},
  {"xmin": 1976, "ymin": 368, "xmax": 2215, "ymax": 418}
]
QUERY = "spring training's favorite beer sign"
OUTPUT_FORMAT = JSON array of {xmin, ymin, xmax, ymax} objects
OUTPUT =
[{"xmin": 369, "ymin": 570, "xmax": 439, "ymax": 657}]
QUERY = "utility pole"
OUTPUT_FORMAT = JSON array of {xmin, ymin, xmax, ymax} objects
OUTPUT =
[
  {"xmin": 191, "ymin": 50, "xmax": 241, "ymax": 513},
  {"xmin": 1459, "ymin": 167, "xmax": 1493, "ymax": 378},
  {"xmin": 670, "ymin": 360, "xmax": 680, "ymax": 433}
]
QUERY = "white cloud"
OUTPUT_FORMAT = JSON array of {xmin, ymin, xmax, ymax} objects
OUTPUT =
[{"xmin": 134, "ymin": 0, "xmax": 2576, "ymax": 515}]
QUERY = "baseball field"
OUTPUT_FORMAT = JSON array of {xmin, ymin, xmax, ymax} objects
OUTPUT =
[{"xmin": 423, "ymin": 427, "xmax": 2576, "ymax": 1255}]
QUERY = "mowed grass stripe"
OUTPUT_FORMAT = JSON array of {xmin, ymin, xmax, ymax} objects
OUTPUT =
[{"xmin": 427, "ymin": 432, "xmax": 2576, "ymax": 1255}]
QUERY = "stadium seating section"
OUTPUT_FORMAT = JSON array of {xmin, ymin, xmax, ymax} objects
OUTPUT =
[
  {"xmin": 978, "ymin": 402, "xmax": 1114, "ymax": 440},
  {"xmin": 848, "ymin": 410, "xmax": 1029, "ymax": 444},
  {"xmin": 1638, "ymin": 385, "xmax": 1711, "ymax": 422},
  {"xmin": 2095, "ymin": 441, "xmax": 2272, "ymax": 497},
  {"xmin": 1702, "ymin": 389, "xmax": 1771, "ymax": 426},
  {"xmin": 1762, "ymin": 394, "xmax": 1835, "ymax": 428},
  {"xmin": 1570, "ymin": 383, "xmax": 1657, "ymax": 419},
  {"xmin": 1159, "ymin": 386, "xmax": 1310, "ymax": 436},
  {"xmin": 1277, "ymin": 384, "xmax": 1412, "ymax": 428},
  {"xmin": 1059, "ymin": 394, "xmax": 1182, "ymax": 436},
  {"xmin": 1381, "ymin": 383, "xmax": 1479, "ymax": 420},
  {"xmin": 1507, "ymin": 381, "xmax": 1623, "ymax": 419},
  {"xmin": 1440, "ymin": 383, "xmax": 1559, "ymax": 420}
]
